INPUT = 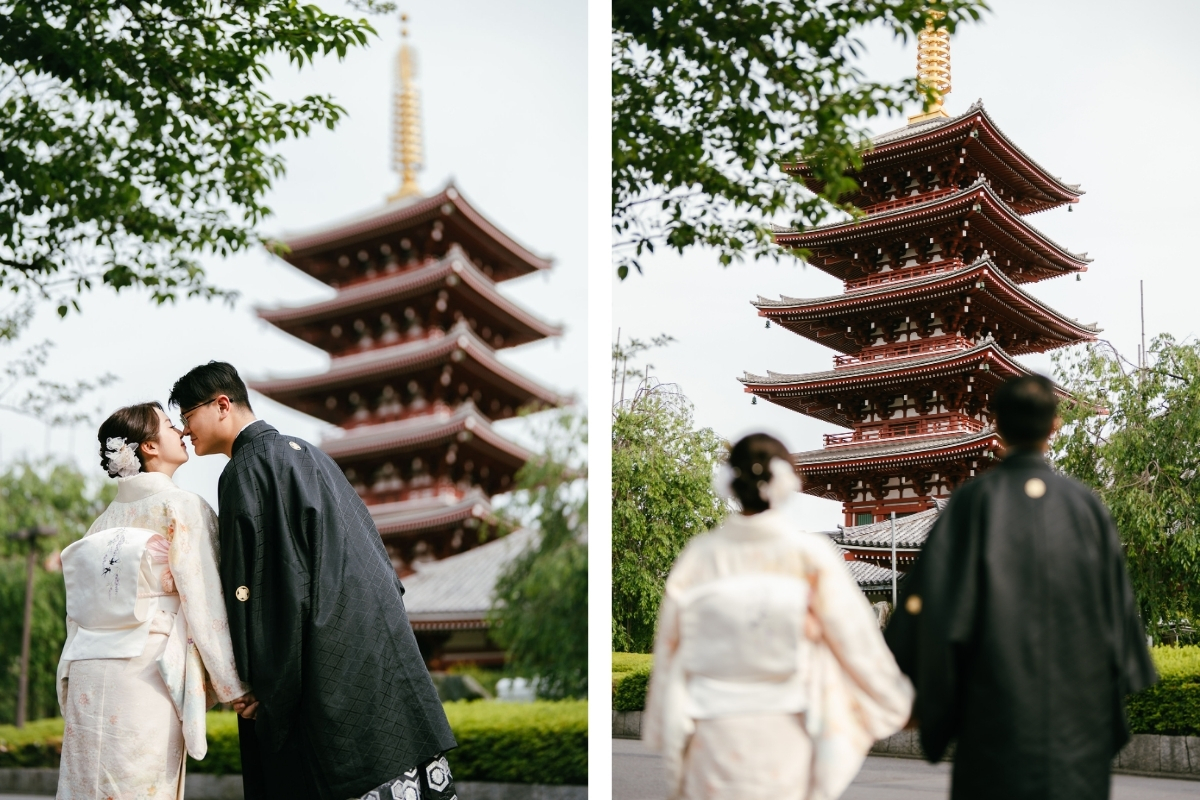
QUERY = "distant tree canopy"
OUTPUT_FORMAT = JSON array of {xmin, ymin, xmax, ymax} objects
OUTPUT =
[
  {"xmin": 1053, "ymin": 336, "xmax": 1200, "ymax": 640},
  {"xmin": 0, "ymin": 460, "xmax": 113, "ymax": 724},
  {"xmin": 612, "ymin": 0, "xmax": 988, "ymax": 278},
  {"xmin": 0, "ymin": 0, "xmax": 375, "ymax": 315},
  {"xmin": 488, "ymin": 411, "xmax": 588, "ymax": 700},
  {"xmin": 612, "ymin": 383, "xmax": 726, "ymax": 652}
]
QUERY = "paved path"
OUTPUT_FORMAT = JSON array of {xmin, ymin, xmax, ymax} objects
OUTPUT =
[{"xmin": 613, "ymin": 738, "xmax": 1199, "ymax": 800}]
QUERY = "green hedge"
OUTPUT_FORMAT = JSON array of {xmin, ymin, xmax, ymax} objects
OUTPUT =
[
  {"xmin": 0, "ymin": 702, "xmax": 587, "ymax": 784},
  {"xmin": 608, "ymin": 647, "xmax": 1200, "ymax": 733},
  {"xmin": 612, "ymin": 652, "xmax": 653, "ymax": 712},
  {"xmin": 614, "ymin": 669, "xmax": 650, "ymax": 712},
  {"xmin": 442, "ymin": 700, "xmax": 587, "ymax": 785},
  {"xmin": 1127, "ymin": 645, "xmax": 1200, "ymax": 736}
]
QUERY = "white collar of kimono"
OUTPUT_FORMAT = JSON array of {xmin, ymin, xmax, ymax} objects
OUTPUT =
[
  {"xmin": 115, "ymin": 471, "xmax": 178, "ymax": 503},
  {"xmin": 718, "ymin": 508, "xmax": 798, "ymax": 541}
]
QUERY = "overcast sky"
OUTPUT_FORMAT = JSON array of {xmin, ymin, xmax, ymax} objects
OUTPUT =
[
  {"xmin": 0, "ymin": 0, "xmax": 586, "ymax": 510},
  {"xmin": 612, "ymin": 0, "xmax": 1200, "ymax": 532}
]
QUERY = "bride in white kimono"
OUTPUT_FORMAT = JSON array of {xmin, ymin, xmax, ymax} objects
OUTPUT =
[
  {"xmin": 643, "ymin": 433, "xmax": 915, "ymax": 800},
  {"xmin": 56, "ymin": 402, "xmax": 248, "ymax": 800}
]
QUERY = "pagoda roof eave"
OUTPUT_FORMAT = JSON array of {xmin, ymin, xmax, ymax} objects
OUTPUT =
[
  {"xmin": 785, "ymin": 101, "xmax": 1083, "ymax": 210},
  {"xmin": 741, "ymin": 340, "xmax": 1031, "ymax": 388},
  {"xmin": 753, "ymin": 256, "xmax": 1101, "ymax": 354},
  {"xmin": 795, "ymin": 428, "xmax": 1001, "ymax": 471},
  {"xmin": 256, "ymin": 246, "xmax": 563, "ymax": 342},
  {"xmin": 320, "ymin": 401, "xmax": 532, "ymax": 467},
  {"xmin": 741, "ymin": 341, "xmax": 1073, "ymax": 429},
  {"xmin": 248, "ymin": 320, "xmax": 566, "ymax": 409},
  {"xmin": 369, "ymin": 488, "xmax": 494, "ymax": 537},
  {"xmin": 276, "ymin": 183, "xmax": 551, "ymax": 280},
  {"xmin": 774, "ymin": 179, "xmax": 1090, "ymax": 279}
]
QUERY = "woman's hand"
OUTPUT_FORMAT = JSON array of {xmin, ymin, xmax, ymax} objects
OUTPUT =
[{"xmin": 233, "ymin": 692, "xmax": 259, "ymax": 720}]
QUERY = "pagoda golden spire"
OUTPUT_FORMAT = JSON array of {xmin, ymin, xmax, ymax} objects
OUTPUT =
[
  {"xmin": 908, "ymin": 9, "xmax": 952, "ymax": 124},
  {"xmin": 389, "ymin": 13, "xmax": 423, "ymax": 201}
]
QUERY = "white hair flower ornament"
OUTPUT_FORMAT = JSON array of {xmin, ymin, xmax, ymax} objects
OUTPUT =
[{"xmin": 105, "ymin": 437, "xmax": 141, "ymax": 478}]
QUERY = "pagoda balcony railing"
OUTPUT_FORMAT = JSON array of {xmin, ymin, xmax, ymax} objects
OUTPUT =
[
  {"xmin": 858, "ymin": 186, "xmax": 958, "ymax": 215},
  {"xmin": 833, "ymin": 335, "xmax": 975, "ymax": 368},
  {"xmin": 823, "ymin": 415, "xmax": 985, "ymax": 447},
  {"xmin": 844, "ymin": 259, "xmax": 964, "ymax": 292}
]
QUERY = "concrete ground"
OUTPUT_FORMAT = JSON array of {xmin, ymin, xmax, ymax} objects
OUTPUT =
[{"xmin": 613, "ymin": 738, "xmax": 1200, "ymax": 800}]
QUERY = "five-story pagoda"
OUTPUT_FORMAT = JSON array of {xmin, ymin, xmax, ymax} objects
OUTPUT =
[
  {"xmin": 252, "ymin": 22, "xmax": 563, "ymax": 574},
  {"xmin": 741, "ymin": 17, "xmax": 1097, "ymax": 526}
]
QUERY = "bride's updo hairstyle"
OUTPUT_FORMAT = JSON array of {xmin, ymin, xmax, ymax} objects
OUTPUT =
[
  {"xmin": 727, "ymin": 433, "xmax": 792, "ymax": 514},
  {"xmin": 97, "ymin": 402, "xmax": 163, "ymax": 478}
]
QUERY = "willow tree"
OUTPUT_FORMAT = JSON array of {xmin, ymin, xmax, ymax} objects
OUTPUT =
[{"xmin": 1053, "ymin": 336, "xmax": 1200, "ymax": 638}]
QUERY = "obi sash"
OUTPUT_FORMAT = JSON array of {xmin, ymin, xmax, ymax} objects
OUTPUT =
[
  {"xmin": 60, "ymin": 526, "xmax": 168, "ymax": 661},
  {"xmin": 676, "ymin": 572, "xmax": 811, "ymax": 718}
]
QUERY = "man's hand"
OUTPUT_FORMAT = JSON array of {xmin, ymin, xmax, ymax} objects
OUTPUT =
[{"xmin": 232, "ymin": 692, "xmax": 259, "ymax": 720}]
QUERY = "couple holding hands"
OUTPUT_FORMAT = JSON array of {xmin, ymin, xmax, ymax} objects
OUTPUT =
[{"xmin": 55, "ymin": 362, "xmax": 456, "ymax": 800}]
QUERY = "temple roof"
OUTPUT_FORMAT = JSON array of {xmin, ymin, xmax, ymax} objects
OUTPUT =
[
  {"xmin": 369, "ymin": 488, "xmax": 495, "ymax": 539},
  {"xmin": 400, "ymin": 526, "xmax": 537, "ymax": 629},
  {"xmin": 788, "ymin": 101, "xmax": 1082, "ymax": 214},
  {"xmin": 793, "ymin": 428, "xmax": 1000, "ymax": 471},
  {"xmin": 257, "ymin": 245, "xmax": 562, "ymax": 351},
  {"xmin": 835, "ymin": 503, "xmax": 942, "ymax": 549},
  {"xmin": 753, "ymin": 256, "xmax": 1100, "ymax": 356},
  {"xmin": 774, "ymin": 179, "xmax": 1090, "ymax": 284},
  {"xmin": 276, "ymin": 184, "xmax": 551, "ymax": 284},
  {"xmin": 320, "ymin": 401, "xmax": 532, "ymax": 468},
  {"xmin": 843, "ymin": 556, "xmax": 907, "ymax": 592},
  {"xmin": 249, "ymin": 320, "xmax": 565, "ymax": 416}
]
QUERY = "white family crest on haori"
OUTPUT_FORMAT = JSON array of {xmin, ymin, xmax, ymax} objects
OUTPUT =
[
  {"xmin": 104, "ymin": 436, "xmax": 141, "ymax": 477},
  {"xmin": 60, "ymin": 526, "xmax": 167, "ymax": 661}
]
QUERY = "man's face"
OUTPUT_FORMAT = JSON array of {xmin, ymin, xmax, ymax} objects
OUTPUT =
[{"xmin": 180, "ymin": 397, "xmax": 222, "ymax": 456}]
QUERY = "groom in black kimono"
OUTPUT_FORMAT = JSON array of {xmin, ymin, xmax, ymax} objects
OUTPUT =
[
  {"xmin": 885, "ymin": 374, "xmax": 1157, "ymax": 800},
  {"xmin": 170, "ymin": 361, "xmax": 457, "ymax": 800}
]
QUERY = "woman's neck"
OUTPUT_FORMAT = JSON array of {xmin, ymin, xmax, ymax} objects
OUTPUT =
[{"xmin": 142, "ymin": 462, "xmax": 180, "ymax": 479}]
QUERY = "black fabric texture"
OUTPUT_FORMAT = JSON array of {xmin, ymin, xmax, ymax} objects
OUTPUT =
[
  {"xmin": 218, "ymin": 421, "xmax": 457, "ymax": 800},
  {"xmin": 884, "ymin": 448, "xmax": 1158, "ymax": 800}
]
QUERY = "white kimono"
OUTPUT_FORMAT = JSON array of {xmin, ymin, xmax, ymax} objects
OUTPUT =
[
  {"xmin": 643, "ymin": 510, "xmax": 915, "ymax": 800},
  {"xmin": 56, "ymin": 471, "xmax": 248, "ymax": 800}
]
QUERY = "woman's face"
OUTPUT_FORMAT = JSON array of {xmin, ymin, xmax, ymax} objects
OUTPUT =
[{"xmin": 143, "ymin": 407, "xmax": 189, "ymax": 471}]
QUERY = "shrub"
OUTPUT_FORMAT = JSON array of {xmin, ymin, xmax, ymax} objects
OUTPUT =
[
  {"xmin": 1, "ymin": 702, "xmax": 588, "ymax": 784},
  {"xmin": 612, "ymin": 652, "xmax": 654, "ymax": 676},
  {"xmin": 1127, "ymin": 645, "xmax": 1200, "ymax": 736},
  {"xmin": 613, "ymin": 669, "xmax": 651, "ymax": 712},
  {"xmin": 442, "ymin": 700, "xmax": 587, "ymax": 784}
]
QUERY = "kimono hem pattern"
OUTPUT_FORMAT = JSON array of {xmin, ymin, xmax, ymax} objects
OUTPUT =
[
  {"xmin": 56, "ymin": 471, "xmax": 247, "ymax": 800},
  {"xmin": 643, "ymin": 510, "xmax": 915, "ymax": 800}
]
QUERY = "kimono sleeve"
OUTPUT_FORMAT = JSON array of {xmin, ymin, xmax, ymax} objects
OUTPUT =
[
  {"xmin": 807, "ymin": 535, "xmax": 914, "ymax": 739},
  {"xmin": 169, "ymin": 493, "xmax": 249, "ymax": 703}
]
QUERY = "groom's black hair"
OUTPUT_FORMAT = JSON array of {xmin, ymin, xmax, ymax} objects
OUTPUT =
[{"xmin": 169, "ymin": 361, "xmax": 254, "ymax": 412}]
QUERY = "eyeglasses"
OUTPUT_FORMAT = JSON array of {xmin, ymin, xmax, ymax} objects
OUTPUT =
[{"xmin": 178, "ymin": 398, "xmax": 218, "ymax": 429}]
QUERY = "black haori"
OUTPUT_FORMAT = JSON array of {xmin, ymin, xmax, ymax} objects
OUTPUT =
[{"xmin": 218, "ymin": 421, "xmax": 457, "ymax": 800}]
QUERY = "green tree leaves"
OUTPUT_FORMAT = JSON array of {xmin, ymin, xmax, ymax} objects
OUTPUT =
[
  {"xmin": 612, "ymin": 0, "xmax": 988, "ymax": 278},
  {"xmin": 0, "ymin": 1, "xmax": 375, "ymax": 312},
  {"xmin": 487, "ymin": 411, "xmax": 588, "ymax": 700},
  {"xmin": 1053, "ymin": 337, "xmax": 1200, "ymax": 638},
  {"xmin": 0, "ymin": 460, "xmax": 114, "ymax": 723},
  {"xmin": 612, "ymin": 384, "xmax": 726, "ymax": 652}
]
